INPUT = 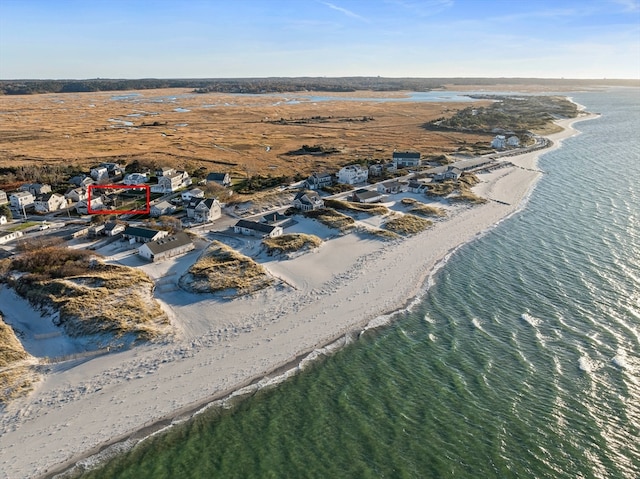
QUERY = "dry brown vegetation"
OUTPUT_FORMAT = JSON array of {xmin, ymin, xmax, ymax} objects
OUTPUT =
[
  {"xmin": 323, "ymin": 198, "xmax": 389, "ymax": 215},
  {"xmin": 0, "ymin": 89, "xmax": 492, "ymax": 182},
  {"xmin": 4, "ymin": 247, "xmax": 170, "ymax": 341},
  {"xmin": 262, "ymin": 233, "xmax": 322, "ymax": 256},
  {"xmin": 384, "ymin": 214, "xmax": 433, "ymax": 236},
  {"xmin": 0, "ymin": 314, "xmax": 37, "ymax": 406},
  {"xmin": 180, "ymin": 241, "xmax": 274, "ymax": 296},
  {"xmin": 401, "ymin": 198, "xmax": 447, "ymax": 217},
  {"xmin": 303, "ymin": 208, "xmax": 356, "ymax": 232}
]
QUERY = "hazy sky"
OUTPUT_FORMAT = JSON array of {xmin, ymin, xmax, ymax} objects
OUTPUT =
[{"xmin": 1, "ymin": 0, "xmax": 639, "ymax": 79}]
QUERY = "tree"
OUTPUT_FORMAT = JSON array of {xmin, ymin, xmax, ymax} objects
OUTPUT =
[{"xmin": 0, "ymin": 204, "xmax": 12, "ymax": 221}]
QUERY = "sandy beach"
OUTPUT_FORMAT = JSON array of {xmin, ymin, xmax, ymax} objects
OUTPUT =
[{"xmin": 0, "ymin": 115, "xmax": 594, "ymax": 479}]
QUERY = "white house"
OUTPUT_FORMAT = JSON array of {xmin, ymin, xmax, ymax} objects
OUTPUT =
[
  {"xmin": 103, "ymin": 222, "xmax": 126, "ymax": 236},
  {"xmin": 234, "ymin": 219, "xmax": 283, "ymax": 238},
  {"xmin": 150, "ymin": 200, "xmax": 176, "ymax": 217},
  {"xmin": 65, "ymin": 187, "xmax": 88, "ymax": 203},
  {"xmin": 76, "ymin": 197, "xmax": 104, "ymax": 214},
  {"xmin": 155, "ymin": 166, "xmax": 175, "ymax": 177},
  {"xmin": 69, "ymin": 175, "xmax": 94, "ymax": 187},
  {"xmin": 123, "ymin": 173, "xmax": 148, "ymax": 185},
  {"xmin": 0, "ymin": 230, "xmax": 23, "ymax": 245},
  {"xmin": 34, "ymin": 193, "xmax": 67, "ymax": 213},
  {"xmin": 122, "ymin": 226, "xmax": 169, "ymax": 243},
  {"xmin": 304, "ymin": 172, "xmax": 333, "ymax": 190},
  {"xmin": 491, "ymin": 135, "xmax": 507, "ymax": 149},
  {"xmin": 293, "ymin": 190, "xmax": 324, "ymax": 211},
  {"xmin": 20, "ymin": 183, "xmax": 52, "ymax": 196},
  {"xmin": 351, "ymin": 189, "xmax": 384, "ymax": 203},
  {"xmin": 0, "ymin": 215, "xmax": 7, "ymax": 225},
  {"xmin": 193, "ymin": 198, "xmax": 222, "ymax": 223},
  {"xmin": 507, "ymin": 135, "xmax": 520, "ymax": 147},
  {"xmin": 90, "ymin": 166, "xmax": 109, "ymax": 182},
  {"xmin": 0, "ymin": 190, "xmax": 9, "ymax": 205},
  {"xmin": 337, "ymin": 164, "xmax": 368, "ymax": 185},
  {"xmin": 181, "ymin": 188, "xmax": 205, "ymax": 202},
  {"xmin": 393, "ymin": 151, "xmax": 421, "ymax": 168},
  {"xmin": 376, "ymin": 181, "xmax": 407, "ymax": 194},
  {"xmin": 152, "ymin": 170, "xmax": 191, "ymax": 193},
  {"xmin": 138, "ymin": 232, "xmax": 194, "ymax": 262},
  {"xmin": 9, "ymin": 191, "xmax": 35, "ymax": 210},
  {"xmin": 407, "ymin": 180, "xmax": 428, "ymax": 194}
]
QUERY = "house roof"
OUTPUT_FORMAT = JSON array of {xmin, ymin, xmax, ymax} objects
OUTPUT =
[
  {"xmin": 354, "ymin": 190, "xmax": 383, "ymax": 200},
  {"xmin": 195, "ymin": 198, "xmax": 218, "ymax": 209},
  {"xmin": 142, "ymin": 232, "xmax": 193, "ymax": 255},
  {"xmin": 104, "ymin": 221, "xmax": 124, "ymax": 231},
  {"xmin": 152, "ymin": 200, "xmax": 174, "ymax": 210},
  {"xmin": 393, "ymin": 151, "xmax": 420, "ymax": 158},
  {"xmin": 206, "ymin": 172, "xmax": 228, "ymax": 181},
  {"xmin": 262, "ymin": 212, "xmax": 288, "ymax": 223},
  {"xmin": 235, "ymin": 219, "xmax": 277, "ymax": 234},
  {"xmin": 123, "ymin": 226, "xmax": 165, "ymax": 239}
]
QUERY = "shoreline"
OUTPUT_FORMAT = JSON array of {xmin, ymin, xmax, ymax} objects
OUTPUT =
[{"xmin": 0, "ymin": 113, "xmax": 597, "ymax": 479}]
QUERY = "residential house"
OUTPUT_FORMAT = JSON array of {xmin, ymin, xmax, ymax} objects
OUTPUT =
[
  {"xmin": 122, "ymin": 226, "xmax": 169, "ymax": 243},
  {"xmin": 293, "ymin": 190, "xmax": 324, "ymax": 212},
  {"xmin": 151, "ymin": 170, "xmax": 191, "ymax": 193},
  {"xmin": 233, "ymin": 219, "xmax": 283, "ymax": 238},
  {"xmin": 393, "ymin": 151, "xmax": 421, "ymax": 168},
  {"xmin": 368, "ymin": 164, "xmax": 384, "ymax": 177},
  {"xmin": 150, "ymin": 200, "xmax": 177, "ymax": 217},
  {"xmin": 181, "ymin": 188, "xmax": 205, "ymax": 203},
  {"xmin": 64, "ymin": 225, "xmax": 90, "ymax": 239},
  {"xmin": 75, "ymin": 197, "xmax": 104, "ymax": 215},
  {"xmin": 0, "ymin": 230, "xmax": 23, "ymax": 245},
  {"xmin": 89, "ymin": 224, "xmax": 105, "ymax": 237},
  {"xmin": 0, "ymin": 215, "xmax": 7, "ymax": 225},
  {"xmin": 123, "ymin": 173, "xmax": 149, "ymax": 185},
  {"xmin": 20, "ymin": 183, "xmax": 52, "ymax": 196},
  {"xmin": 65, "ymin": 187, "xmax": 88, "ymax": 203},
  {"xmin": 193, "ymin": 198, "xmax": 222, "ymax": 223},
  {"xmin": 337, "ymin": 164, "xmax": 368, "ymax": 185},
  {"xmin": 507, "ymin": 135, "xmax": 520, "ymax": 147},
  {"xmin": 205, "ymin": 172, "xmax": 231, "ymax": 187},
  {"xmin": 491, "ymin": 135, "xmax": 507, "ymax": 149},
  {"xmin": 261, "ymin": 212, "xmax": 292, "ymax": 228},
  {"xmin": 155, "ymin": 166, "xmax": 175, "ymax": 177},
  {"xmin": 0, "ymin": 190, "xmax": 8, "ymax": 206},
  {"xmin": 103, "ymin": 222, "xmax": 126, "ymax": 237},
  {"xmin": 433, "ymin": 167, "xmax": 462, "ymax": 182},
  {"xmin": 376, "ymin": 181, "xmax": 407, "ymax": 195},
  {"xmin": 34, "ymin": 193, "xmax": 67, "ymax": 213},
  {"xmin": 351, "ymin": 189, "xmax": 384, "ymax": 203},
  {"xmin": 9, "ymin": 191, "xmax": 35, "ymax": 210},
  {"xmin": 407, "ymin": 180, "xmax": 428, "ymax": 194},
  {"xmin": 304, "ymin": 172, "xmax": 333, "ymax": 190},
  {"xmin": 90, "ymin": 166, "xmax": 109, "ymax": 182},
  {"xmin": 69, "ymin": 175, "xmax": 94, "ymax": 187},
  {"xmin": 138, "ymin": 232, "xmax": 195, "ymax": 262}
]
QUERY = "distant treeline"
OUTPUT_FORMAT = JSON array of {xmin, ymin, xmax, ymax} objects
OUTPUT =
[{"xmin": 1, "ymin": 77, "xmax": 638, "ymax": 96}]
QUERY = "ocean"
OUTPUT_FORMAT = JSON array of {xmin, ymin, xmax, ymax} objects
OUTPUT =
[{"xmin": 82, "ymin": 88, "xmax": 639, "ymax": 479}]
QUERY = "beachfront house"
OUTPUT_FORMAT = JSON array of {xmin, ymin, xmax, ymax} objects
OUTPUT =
[
  {"xmin": 122, "ymin": 226, "xmax": 169, "ymax": 243},
  {"xmin": 434, "ymin": 167, "xmax": 462, "ymax": 182},
  {"xmin": 304, "ymin": 172, "xmax": 333, "ymax": 190},
  {"xmin": 491, "ymin": 135, "xmax": 507, "ymax": 150},
  {"xmin": 292, "ymin": 190, "xmax": 324, "ymax": 212},
  {"xmin": 34, "ymin": 193, "xmax": 67, "ymax": 213},
  {"xmin": 337, "ymin": 164, "xmax": 368, "ymax": 185},
  {"xmin": 193, "ymin": 198, "xmax": 222, "ymax": 223},
  {"xmin": 407, "ymin": 180, "xmax": 428, "ymax": 193},
  {"xmin": 351, "ymin": 189, "xmax": 384, "ymax": 203},
  {"xmin": 234, "ymin": 219, "xmax": 283, "ymax": 238},
  {"xmin": 393, "ymin": 151, "xmax": 421, "ymax": 168},
  {"xmin": 205, "ymin": 172, "xmax": 232, "ymax": 187},
  {"xmin": 138, "ymin": 232, "xmax": 195, "ymax": 262},
  {"xmin": 507, "ymin": 135, "xmax": 520, "ymax": 147},
  {"xmin": 376, "ymin": 181, "xmax": 407, "ymax": 195}
]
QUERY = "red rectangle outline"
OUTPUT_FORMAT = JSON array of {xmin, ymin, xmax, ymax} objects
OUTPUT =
[{"xmin": 87, "ymin": 184, "xmax": 150, "ymax": 215}]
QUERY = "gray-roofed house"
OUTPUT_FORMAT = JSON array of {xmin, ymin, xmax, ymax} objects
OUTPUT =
[
  {"xmin": 104, "ymin": 222, "xmax": 126, "ymax": 237},
  {"xmin": 351, "ymin": 189, "xmax": 384, "ymax": 204},
  {"xmin": 205, "ymin": 172, "xmax": 231, "ymax": 187},
  {"xmin": 122, "ymin": 226, "xmax": 169, "ymax": 243},
  {"xmin": 293, "ymin": 190, "xmax": 324, "ymax": 212},
  {"xmin": 138, "ymin": 232, "xmax": 195, "ymax": 262},
  {"xmin": 193, "ymin": 198, "xmax": 222, "ymax": 223},
  {"xmin": 20, "ymin": 183, "xmax": 52, "ymax": 196},
  {"xmin": 234, "ymin": 219, "xmax": 283, "ymax": 238},
  {"xmin": 150, "ymin": 200, "xmax": 176, "ymax": 217},
  {"xmin": 393, "ymin": 151, "xmax": 421, "ymax": 168},
  {"xmin": 304, "ymin": 172, "xmax": 333, "ymax": 190},
  {"xmin": 376, "ymin": 181, "xmax": 406, "ymax": 194},
  {"xmin": 69, "ymin": 175, "xmax": 94, "ymax": 187}
]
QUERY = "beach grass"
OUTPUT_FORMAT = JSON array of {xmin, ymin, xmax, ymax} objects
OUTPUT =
[
  {"xmin": 0, "ymin": 316, "xmax": 36, "ymax": 406},
  {"xmin": 384, "ymin": 214, "xmax": 433, "ymax": 236},
  {"xmin": 400, "ymin": 198, "xmax": 447, "ymax": 218},
  {"xmin": 323, "ymin": 199, "xmax": 389, "ymax": 216},
  {"xmin": 263, "ymin": 233, "xmax": 322, "ymax": 255},
  {"xmin": 304, "ymin": 208, "xmax": 356, "ymax": 232},
  {"xmin": 180, "ymin": 241, "xmax": 274, "ymax": 295}
]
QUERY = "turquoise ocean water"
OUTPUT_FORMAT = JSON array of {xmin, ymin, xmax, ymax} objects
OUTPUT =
[{"xmin": 84, "ymin": 89, "xmax": 639, "ymax": 479}]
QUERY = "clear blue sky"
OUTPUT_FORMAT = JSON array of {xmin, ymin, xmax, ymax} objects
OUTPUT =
[{"xmin": 1, "ymin": 0, "xmax": 638, "ymax": 79}]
